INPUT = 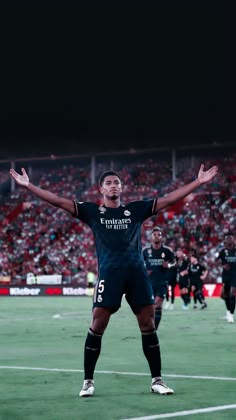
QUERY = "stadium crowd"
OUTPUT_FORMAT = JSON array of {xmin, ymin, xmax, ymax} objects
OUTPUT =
[{"xmin": 0, "ymin": 150, "xmax": 236, "ymax": 286}]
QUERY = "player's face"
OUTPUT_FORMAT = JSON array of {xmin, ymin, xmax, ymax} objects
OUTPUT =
[
  {"xmin": 176, "ymin": 249, "xmax": 183, "ymax": 258},
  {"xmin": 152, "ymin": 230, "xmax": 163, "ymax": 244},
  {"xmin": 224, "ymin": 236, "xmax": 234, "ymax": 248},
  {"xmin": 190, "ymin": 255, "xmax": 197, "ymax": 264},
  {"xmin": 100, "ymin": 175, "xmax": 122, "ymax": 200}
]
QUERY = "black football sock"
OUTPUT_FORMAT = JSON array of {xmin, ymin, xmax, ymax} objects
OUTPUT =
[
  {"xmin": 165, "ymin": 289, "xmax": 169, "ymax": 302},
  {"xmin": 182, "ymin": 293, "xmax": 189, "ymax": 305},
  {"xmin": 171, "ymin": 287, "xmax": 175, "ymax": 304},
  {"xmin": 154, "ymin": 308, "xmax": 162, "ymax": 330},
  {"xmin": 229, "ymin": 295, "xmax": 236, "ymax": 314},
  {"xmin": 84, "ymin": 328, "xmax": 102, "ymax": 380},
  {"xmin": 197, "ymin": 292, "xmax": 203, "ymax": 304},
  {"xmin": 141, "ymin": 329, "xmax": 161, "ymax": 378},
  {"xmin": 198, "ymin": 291, "xmax": 205, "ymax": 303},
  {"xmin": 225, "ymin": 297, "xmax": 231, "ymax": 311},
  {"xmin": 181, "ymin": 294, "xmax": 185, "ymax": 304}
]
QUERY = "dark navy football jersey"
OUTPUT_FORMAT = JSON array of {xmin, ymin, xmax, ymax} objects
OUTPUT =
[
  {"xmin": 217, "ymin": 247, "xmax": 236, "ymax": 280},
  {"xmin": 176, "ymin": 257, "xmax": 189, "ymax": 282},
  {"xmin": 73, "ymin": 199, "xmax": 157, "ymax": 269},
  {"xmin": 143, "ymin": 245, "xmax": 175, "ymax": 283},
  {"xmin": 188, "ymin": 263, "xmax": 206, "ymax": 286}
]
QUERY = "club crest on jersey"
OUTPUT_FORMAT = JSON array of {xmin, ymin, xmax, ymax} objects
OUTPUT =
[
  {"xmin": 124, "ymin": 210, "xmax": 131, "ymax": 216},
  {"xmin": 161, "ymin": 252, "xmax": 165, "ymax": 258},
  {"xmin": 148, "ymin": 249, "xmax": 152, "ymax": 256},
  {"xmin": 99, "ymin": 206, "xmax": 106, "ymax": 214}
]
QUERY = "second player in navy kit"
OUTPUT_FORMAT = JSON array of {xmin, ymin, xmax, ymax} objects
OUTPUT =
[
  {"xmin": 175, "ymin": 248, "xmax": 191, "ymax": 310},
  {"xmin": 188, "ymin": 252, "xmax": 208, "ymax": 310},
  {"xmin": 143, "ymin": 227, "xmax": 175, "ymax": 329},
  {"xmin": 216, "ymin": 234, "xmax": 236, "ymax": 323},
  {"xmin": 9, "ymin": 163, "xmax": 218, "ymax": 397}
]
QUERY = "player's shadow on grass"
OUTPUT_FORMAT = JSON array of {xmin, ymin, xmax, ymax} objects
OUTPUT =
[
  {"xmin": 121, "ymin": 336, "xmax": 137, "ymax": 340},
  {"xmin": 91, "ymin": 390, "xmax": 178, "ymax": 397}
]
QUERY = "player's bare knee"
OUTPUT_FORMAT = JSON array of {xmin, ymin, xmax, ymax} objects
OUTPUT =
[
  {"xmin": 137, "ymin": 311, "xmax": 155, "ymax": 330},
  {"xmin": 139, "ymin": 318, "xmax": 155, "ymax": 331}
]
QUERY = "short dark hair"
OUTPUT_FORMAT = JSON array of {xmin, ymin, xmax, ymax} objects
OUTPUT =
[
  {"xmin": 98, "ymin": 170, "xmax": 121, "ymax": 187},
  {"xmin": 152, "ymin": 226, "xmax": 163, "ymax": 234},
  {"xmin": 190, "ymin": 249, "xmax": 199, "ymax": 258},
  {"xmin": 224, "ymin": 233, "xmax": 233, "ymax": 240}
]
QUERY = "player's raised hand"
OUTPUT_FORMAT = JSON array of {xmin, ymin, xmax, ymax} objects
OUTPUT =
[
  {"xmin": 9, "ymin": 168, "xmax": 29, "ymax": 187},
  {"xmin": 198, "ymin": 164, "xmax": 218, "ymax": 184}
]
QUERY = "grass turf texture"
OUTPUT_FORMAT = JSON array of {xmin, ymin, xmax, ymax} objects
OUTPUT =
[{"xmin": 0, "ymin": 297, "xmax": 235, "ymax": 420}]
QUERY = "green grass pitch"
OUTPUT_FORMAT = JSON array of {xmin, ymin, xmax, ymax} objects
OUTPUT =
[{"xmin": 0, "ymin": 297, "xmax": 236, "ymax": 420}]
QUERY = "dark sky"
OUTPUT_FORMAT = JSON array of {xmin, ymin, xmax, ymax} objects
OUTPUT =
[{"xmin": 0, "ymin": 0, "xmax": 227, "ymax": 159}]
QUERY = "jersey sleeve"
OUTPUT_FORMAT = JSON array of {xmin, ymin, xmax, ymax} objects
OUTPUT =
[
  {"xmin": 129, "ymin": 199, "xmax": 157, "ymax": 221},
  {"xmin": 143, "ymin": 247, "xmax": 151, "ymax": 270},
  {"xmin": 72, "ymin": 201, "xmax": 95, "ymax": 224},
  {"xmin": 200, "ymin": 263, "xmax": 207, "ymax": 273},
  {"xmin": 168, "ymin": 248, "xmax": 175, "ymax": 263},
  {"xmin": 217, "ymin": 249, "xmax": 225, "ymax": 264}
]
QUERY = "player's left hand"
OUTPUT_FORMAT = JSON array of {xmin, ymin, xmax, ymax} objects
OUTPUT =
[{"xmin": 198, "ymin": 164, "xmax": 218, "ymax": 184}]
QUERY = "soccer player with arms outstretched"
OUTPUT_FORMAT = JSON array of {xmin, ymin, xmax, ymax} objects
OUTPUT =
[{"xmin": 9, "ymin": 163, "xmax": 218, "ymax": 397}]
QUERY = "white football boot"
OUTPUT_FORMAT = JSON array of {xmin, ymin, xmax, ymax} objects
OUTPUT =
[
  {"xmin": 79, "ymin": 379, "xmax": 95, "ymax": 397},
  {"xmin": 151, "ymin": 377, "xmax": 174, "ymax": 395}
]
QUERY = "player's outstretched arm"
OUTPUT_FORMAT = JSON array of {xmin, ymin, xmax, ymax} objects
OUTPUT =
[
  {"xmin": 155, "ymin": 164, "xmax": 218, "ymax": 212},
  {"xmin": 9, "ymin": 168, "xmax": 75, "ymax": 214}
]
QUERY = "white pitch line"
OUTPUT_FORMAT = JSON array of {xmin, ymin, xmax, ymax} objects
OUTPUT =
[
  {"xmin": 162, "ymin": 373, "xmax": 236, "ymax": 381},
  {"xmin": 122, "ymin": 404, "xmax": 236, "ymax": 420},
  {"xmin": 0, "ymin": 366, "xmax": 236, "ymax": 381}
]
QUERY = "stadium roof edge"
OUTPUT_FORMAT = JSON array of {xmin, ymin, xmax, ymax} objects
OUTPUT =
[{"xmin": 0, "ymin": 141, "xmax": 235, "ymax": 164}]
